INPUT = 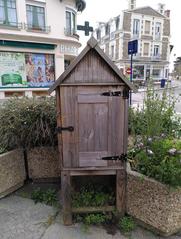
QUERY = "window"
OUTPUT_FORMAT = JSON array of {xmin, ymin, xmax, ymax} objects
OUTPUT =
[
  {"xmin": 152, "ymin": 69, "xmax": 160, "ymax": 77},
  {"xmin": 133, "ymin": 65, "xmax": 144, "ymax": 79},
  {"xmin": 144, "ymin": 20, "xmax": 150, "ymax": 34},
  {"xmin": 96, "ymin": 29, "xmax": 101, "ymax": 40},
  {"xmin": 111, "ymin": 45, "xmax": 114, "ymax": 58},
  {"xmin": 26, "ymin": 5, "xmax": 45, "ymax": 30},
  {"xmin": 155, "ymin": 22, "xmax": 161, "ymax": 39},
  {"xmin": 153, "ymin": 45, "xmax": 159, "ymax": 56},
  {"xmin": 105, "ymin": 24, "xmax": 110, "ymax": 35},
  {"xmin": 143, "ymin": 43, "xmax": 149, "ymax": 56},
  {"xmin": 65, "ymin": 10, "xmax": 76, "ymax": 35},
  {"xmin": 133, "ymin": 19, "xmax": 140, "ymax": 35},
  {"xmin": 0, "ymin": 0, "xmax": 17, "ymax": 26},
  {"xmin": 116, "ymin": 16, "xmax": 120, "ymax": 30}
]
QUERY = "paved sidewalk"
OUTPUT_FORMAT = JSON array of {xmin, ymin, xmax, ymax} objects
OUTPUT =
[{"xmin": 0, "ymin": 195, "xmax": 180, "ymax": 239}]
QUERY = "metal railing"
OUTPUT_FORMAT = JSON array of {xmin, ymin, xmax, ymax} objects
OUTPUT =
[
  {"xmin": 64, "ymin": 28, "xmax": 79, "ymax": 40},
  {"xmin": 0, "ymin": 21, "xmax": 22, "ymax": 29},
  {"xmin": 25, "ymin": 24, "xmax": 51, "ymax": 33}
]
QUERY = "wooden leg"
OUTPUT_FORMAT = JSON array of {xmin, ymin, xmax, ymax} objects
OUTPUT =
[
  {"xmin": 116, "ymin": 168, "xmax": 126, "ymax": 216},
  {"xmin": 61, "ymin": 171, "xmax": 72, "ymax": 225}
]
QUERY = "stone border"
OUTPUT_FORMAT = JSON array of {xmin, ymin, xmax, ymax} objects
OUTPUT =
[
  {"xmin": 126, "ymin": 163, "xmax": 181, "ymax": 236},
  {"xmin": 27, "ymin": 147, "xmax": 61, "ymax": 181},
  {"xmin": 0, "ymin": 149, "xmax": 25, "ymax": 199}
]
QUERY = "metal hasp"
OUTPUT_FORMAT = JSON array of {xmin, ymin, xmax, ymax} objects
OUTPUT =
[
  {"xmin": 101, "ymin": 89, "xmax": 129, "ymax": 98},
  {"xmin": 56, "ymin": 126, "xmax": 74, "ymax": 134},
  {"xmin": 102, "ymin": 154, "xmax": 127, "ymax": 161},
  {"xmin": 77, "ymin": 21, "xmax": 93, "ymax": 36}
]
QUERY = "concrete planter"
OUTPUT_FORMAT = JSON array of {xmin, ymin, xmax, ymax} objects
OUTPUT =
[
  {"xmin": 0, "ymin": 149, "xmax": 25, "ymax": 199},
  {"xmin": 27, "ymin": 147, "xmax": 61, "ymax": 181},
  {"xmin": 127, "ymin": 164, "xmax": 181, "ymax": 236}
]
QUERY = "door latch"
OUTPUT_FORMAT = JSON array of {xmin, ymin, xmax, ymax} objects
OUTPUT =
[{"xmin": 56, "ymin": 126, "xmax": 74, "ymax": 134}]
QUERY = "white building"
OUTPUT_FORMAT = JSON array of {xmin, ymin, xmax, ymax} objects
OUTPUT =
[
  {"xmin": 93, "ymin": 1, "xmax": 171, "ymax": 83},
  {"xmin": 0, "ymin": 0, "xmax": 86, "ymax": 98}
]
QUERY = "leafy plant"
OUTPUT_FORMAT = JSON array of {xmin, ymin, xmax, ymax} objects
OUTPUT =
[
  {"xmin": 84, "ymin": 213, "xmax": 108, "ymax": 225},
  {"xmin": 128, "ymin": 82, "xmax": 180, "ymax": 139},
  {"xmin": 118, "ymin": 216, "xmax": 136, "ymax": 234},
  {"xmin": 132, "ymin": 138, "xmax": 181, "ymax": 187},
  {"xmin": 72, "ymin": 184, "xmax": 115, "ymax": 208},
  {"xmin": 0, "ymin": 96, "xmax": 57, "ymax": 152},
  {"xmin": 31, "ymin": 188, "xmax": 58, "ymax": 206}
]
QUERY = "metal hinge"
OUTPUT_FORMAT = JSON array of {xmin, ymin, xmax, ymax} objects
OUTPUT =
[
  {"xmin": 102, "ymin": 154, "xmax": 127, "ymax": 161},
  {"xmin": 56, "ymin": 126, "xmax": 74, "ymax": 134}
]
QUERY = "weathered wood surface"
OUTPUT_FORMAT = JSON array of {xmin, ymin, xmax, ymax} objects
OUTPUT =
[
  {"xmin": 64, "ymin": 49, "xmax": 124, "ymax": 84},
  {"xmin": 72, "ymin": 206, "xmax": 115, "ymax": 213},
  {"xmin": 56, "ymin": 88, "xmax": 63, "ymax": 169},
  {"xmin": 61, "ymin": 171, "xmax": 72, "ymax": 225},
  {"xmin": 116, "ymin": 169, "xmax": 126, "ymax": 216},
  {"xmin": 60, "ymin": 86, "xmax": 127, "ymax": 169}
]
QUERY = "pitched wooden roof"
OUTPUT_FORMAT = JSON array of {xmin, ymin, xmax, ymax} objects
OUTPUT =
[{"xmin": 49, "ymin": 37, "xmax": 135, "ymax": 94}]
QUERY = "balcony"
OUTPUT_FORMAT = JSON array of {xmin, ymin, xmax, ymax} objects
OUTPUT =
[
  {"xmin": 151, "ymin": 54, "xmax": 161, "ymax": 61},
  {"xmin": 64, "ymin": 28, "xmax": 79, "ymax": 40},
  {"xmin": 25, "ymin": 24, "xmax": 51, "ymax": 33},
  {"xmin": 0, "ymin": 21, "xmax": 22, "ymax": 30}
]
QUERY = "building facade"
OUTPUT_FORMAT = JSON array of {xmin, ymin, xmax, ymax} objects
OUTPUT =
[
  {"xmin": 93, "ymin": 2, "xmax": 171, "ymax": 82},
  {"xmin": 0, "ymin": 0, "xmax": 85, "ymax": 98}
]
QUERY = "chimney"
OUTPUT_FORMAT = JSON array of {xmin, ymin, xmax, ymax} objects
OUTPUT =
[
  {"xmin": 164, "ymin": 10, "xmax": 170, "ymax": 18},
  {"xmin": 128, "ymin": 0, "xmax": 136, "ymax": 10},
  {"xmin": 158, "ymin": 3, "xmax": 165, "ymax": 15}
]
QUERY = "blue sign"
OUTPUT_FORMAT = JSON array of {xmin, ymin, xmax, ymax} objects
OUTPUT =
[{"xmin": 128, "ymin": 40, "xmax": 138, "ymax": 55}]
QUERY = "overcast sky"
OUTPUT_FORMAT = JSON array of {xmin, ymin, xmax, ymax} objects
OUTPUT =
[{"xmin": 77, "ymin": 0, "xmax": 179, "ymax": 69}]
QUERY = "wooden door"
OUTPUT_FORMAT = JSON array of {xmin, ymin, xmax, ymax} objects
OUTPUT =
[{"xmin": 60, "ymin": 86, "xmax": 125, "ymax": 168}]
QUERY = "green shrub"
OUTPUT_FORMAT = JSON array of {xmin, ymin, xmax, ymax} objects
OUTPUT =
[
  {"xmin": 118, "ymin": 216, "xmax": 136, "ymax": 234},
  {"xmin": 129, "ymin": 83, "xmax": 180, "ymax": 139},
  {"xmin": 0, "ymin": 97, "xmax": 57, "ymax": 151},
  {"xmin": 132, "ymin": 139, "xmax": 181, "ymax": 187}
]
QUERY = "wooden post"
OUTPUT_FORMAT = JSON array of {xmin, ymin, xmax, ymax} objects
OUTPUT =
[
  {"xmin": 61, "ymin": 171, "xmax": 72, "ymax": 225},
  {"xmin": 116, "ymin": 167, "xmax": 126, "ymax": 216}
]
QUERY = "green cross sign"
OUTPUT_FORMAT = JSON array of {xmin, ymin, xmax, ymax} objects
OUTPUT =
[{"xmin": 77, "ymin": 21, "xmax": 93, "ymax": 36}]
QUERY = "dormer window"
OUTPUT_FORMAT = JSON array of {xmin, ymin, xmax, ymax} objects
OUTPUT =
[{"xmin": 0, "ymin": 0, "xmax": 18, "ymax": 27}]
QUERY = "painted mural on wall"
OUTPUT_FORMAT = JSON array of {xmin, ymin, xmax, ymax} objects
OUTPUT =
[{"xmin": 0, "ymin": 52, "xmax": 55, "ymax": 88}]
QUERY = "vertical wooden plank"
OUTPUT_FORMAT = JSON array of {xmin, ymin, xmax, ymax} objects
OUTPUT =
[
  {"xmin": 94, "ymin": 103, "xmax": 108, "ymax": 151},
  {"xmin": 61, "ymin": 87, "xmax": 79, "ymax": 168},
  {"xmin": 56, "ymin": 87, "xmax": 62, "ymax": 169},
  {"xmin": 61, "ymin": 171, "xmax": 72, "ymax": 225},
  {"xmin": 116, "ymin": 169, "xmax": 126, "ymax": 216},
  {"xmin": 108, "ymin": 86, "xmax": 124, "ymax": 167},
  {"xmin": 123, "ymin": 94, "xmax": 129, "ymax": 154}
]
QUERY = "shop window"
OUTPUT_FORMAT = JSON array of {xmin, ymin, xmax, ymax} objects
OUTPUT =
[
  {"xmin": 0, "ymin": 0, "xmax": 18, "ymax": 26},
  {"xmin": 133, "ymin": 65, "xmax": 144, "ymax": 79}
]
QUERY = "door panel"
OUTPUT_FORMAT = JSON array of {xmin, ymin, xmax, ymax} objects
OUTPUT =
[{"xmin": 61, "ymin": 86, "xmax": 124, "ymax": 168}]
